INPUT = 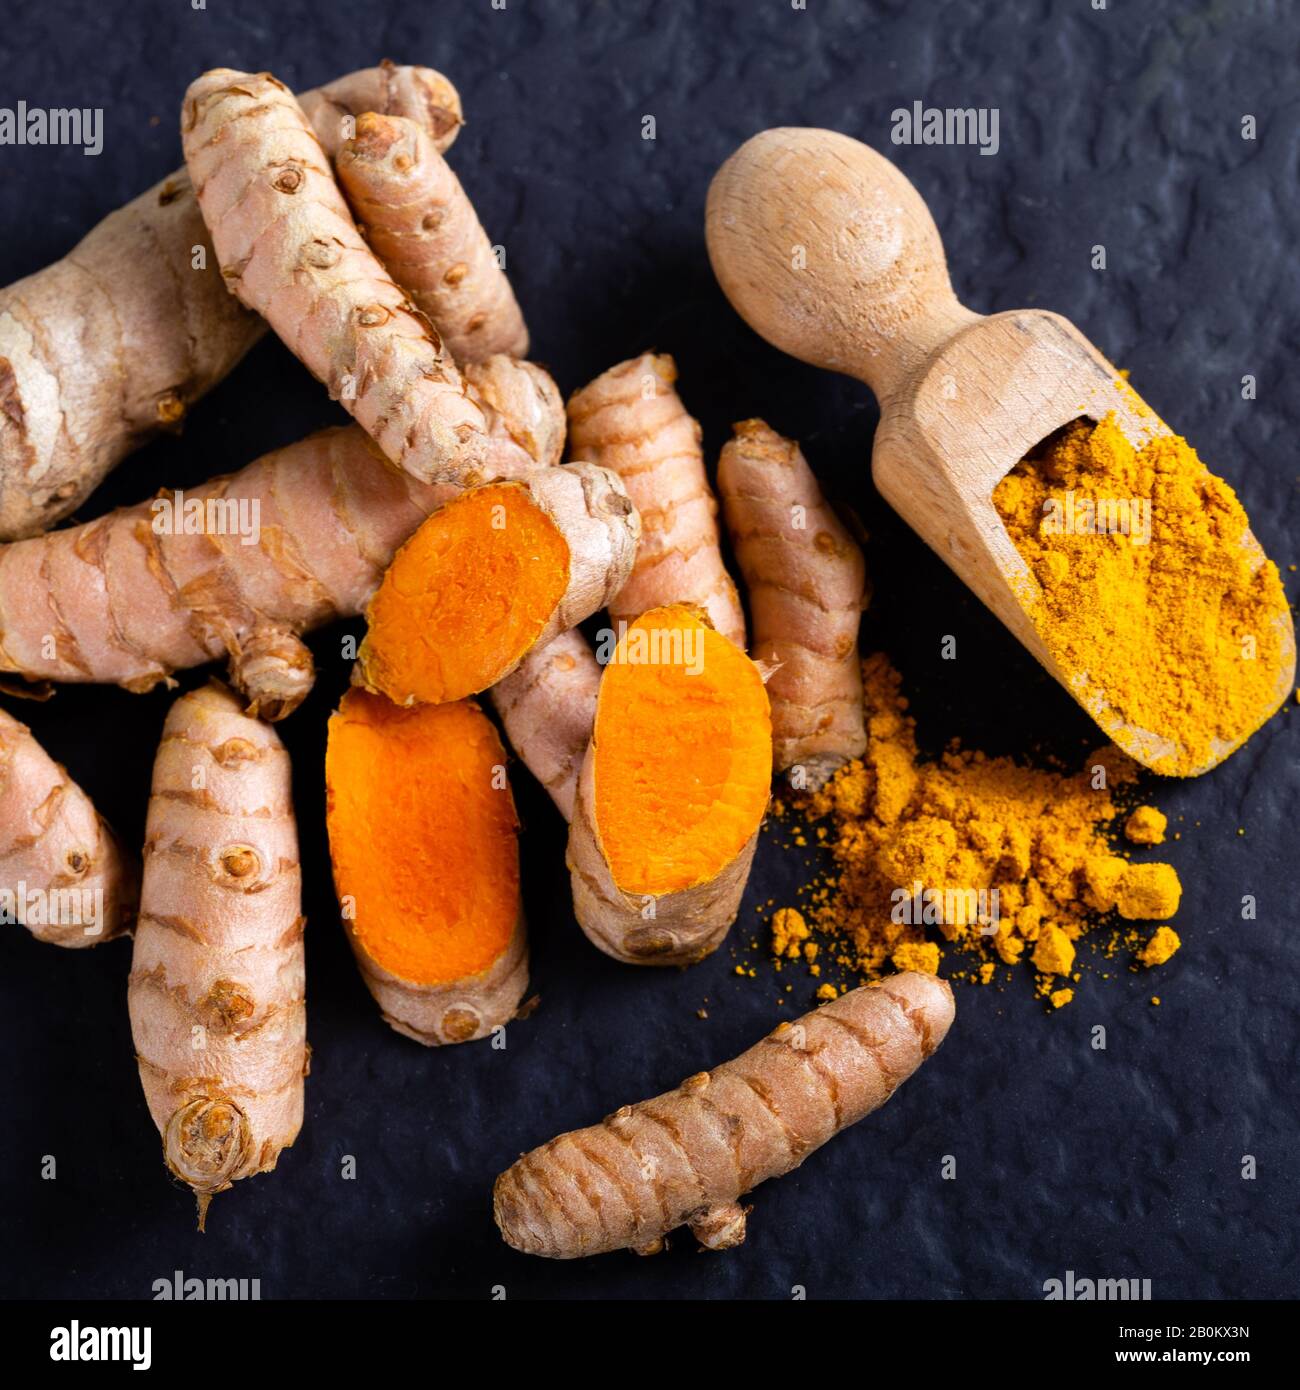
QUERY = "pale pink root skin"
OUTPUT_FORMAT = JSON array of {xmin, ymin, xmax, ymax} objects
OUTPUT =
[
  {"xmin": 338, "ymin": 113, "xmax": 528, "ymax": 362},
  {"xmin": 490, "ymin": 629, "xmax": 601, "ymax": 822},
  {"xmin": 718, "ymin": 419, "xmax": 867, "ymax": 789},
  {"xmin": 567, "ymin": 353, "xmax": 747, "ymax": 647},
  {"xmin": 0, "ymin": 426, "xmax": 453, "ymax": 718},
  {"xmin": 128, "ymin": 682, "xmax": 307, "ymax": 1227},
  {"xmin": 0, "ymin": 63, "xmax": 461, "ymax": 542},
  {"xmin": 494, "ymin": 971, "xmax": 955, "ymax": 1257},
  {"xmin": 182, "ymin": 69, "xmax": 487, "ymax": 488},
  {"xmin": 352, "ymin": 911, "xmax": 529, "ymax": 1047},
  {"xmin": 0, "ymin": 708, "xmax": 138, "ymax": 946},
  {"xmin": 464, "ymin": 357, "xmax": 565, "ymax": 473},
  {"xmin": 299, "ymin": 62, "xmax": 462, "ymax": 159}
]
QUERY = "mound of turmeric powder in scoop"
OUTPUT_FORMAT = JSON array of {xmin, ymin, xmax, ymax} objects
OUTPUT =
[
  {"xmin": 994, "ymin": 411, "xmax": 1294, "ymax": 776},
  {"xmin": 766, "ymin": 654, "xmax": 1181, "ymax": 1005}
]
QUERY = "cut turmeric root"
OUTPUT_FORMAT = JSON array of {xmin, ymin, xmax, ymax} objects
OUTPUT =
[
  {"xmin": 0, "ymin": 426, "xmax": 462, "ymax": 717},
  {"xmin": 494, "ymin": 971, "xmax": 954, "ymax": 1258},
  {"xmin": 567, "ymin": 604, "xmax": 771, "ymax": 965},
  {"xmin": 355, "ymin": 464, "xmax": 639, "ymax": 706},
  {"xmin": 325, "ymin": 690, "xmax": 527, "ymax": 1045}
]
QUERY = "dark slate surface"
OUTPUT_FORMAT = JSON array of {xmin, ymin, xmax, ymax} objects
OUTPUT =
[{"xmin": 1, "ymin": 0, "xmax": 1296, "ymax": 1301}]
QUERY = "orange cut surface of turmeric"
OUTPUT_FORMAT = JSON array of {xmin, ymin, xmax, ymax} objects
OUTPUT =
[
  {"xmin": 994, "ymin": 408, "xmax": 1293, "ymax": 775},
  {"xmin": 359, "ymin": 483, "xmax": 570, "ymax": 705},
  {"xmin": 593, "ymin": 605, "xmax": 771, "ymax": 896},
  {"xmin": 326, "ymin": 690, "xmax": 520, "ymax": 984}
]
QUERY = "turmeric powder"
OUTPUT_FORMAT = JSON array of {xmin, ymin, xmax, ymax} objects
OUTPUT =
[
  {"xmin": 765, "ymin": 652, "xmax": 1185, "ymax": 1003},
  {"xmin": 994, "ymin": 411, "xmax": 1294, "ymax": 777},
  {"xmin": 1139, "ymin": 926, "xmax": 1181, "ymax": 967}
]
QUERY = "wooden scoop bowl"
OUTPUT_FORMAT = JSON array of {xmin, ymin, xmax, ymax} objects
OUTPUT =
[{"xmin": 706, "ymin": 126, "xmax": 1295, "ymax": 775}]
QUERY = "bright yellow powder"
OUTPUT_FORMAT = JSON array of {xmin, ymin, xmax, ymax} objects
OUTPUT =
[
  {"xmin": 767, "ymin": 654, "xmax": 1185, "ymax": 1008},
  {"xmin": 994, "ymin": 409, "xmax": 1293, "ymax": 777}
]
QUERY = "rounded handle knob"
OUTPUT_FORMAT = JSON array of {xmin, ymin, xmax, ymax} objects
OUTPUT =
[{"xmin": 706, "ymin": 127, "xmax": 972, "ymax": 399}]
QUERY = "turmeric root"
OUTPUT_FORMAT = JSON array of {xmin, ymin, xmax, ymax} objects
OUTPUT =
[
  {"xmin": 0, "ymin": 426, "xmax": 458, "ymax": 718},
  {"xmin": 567, "ymin": 604, "xmax": 770, "ymax": 965},
  {"xmin": 0, "ymin": 63, "xmax": 461, "ymax": 542},
  {"xmin": 325, "ymin": 690, "xmax": 527, "ymax": 1045},
  {"xmin": 183, "ymin": 70, "xmax": 493, "ymax": 487},
  {"xmin": 463, "ymin": 355, "xmax": 565, "ymax": 474},
  {"xmin": 568, "ymin": 353, "xmax": 746, "ymax": 647},
  {"xmin": 355, "ymin": 464, "xmax": 639, "ymax": 706},
  {"xmin": 494, "ymin": 970, "xmax": 954, "ymax": 1257},
  {"xmin": 489, "ymin": 629, "xmax": 602, "ymax": 822},
  {"xmin": 0, "ymin": 707, "xmax": 137, "ymax": 946},
  {"xmin": 718, "ymin": 419, "xmax": 867, "ymax": 789},
  {"xmin": 127, "ymin": 682, "xmax": 307, "ymax": 1228},
  {"xmin": 338, "ymin": 112, "xmax": 529, "ymax": 362}
]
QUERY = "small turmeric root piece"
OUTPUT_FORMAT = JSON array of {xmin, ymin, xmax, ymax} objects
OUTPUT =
[
  {"xmin": 0, "ymin": 708, "xmax": 138, "ymax": 946},
  {"xmin": 495, "ymin": 970, "xmax": 955, "ymax": 1258},
  {"xmin": 567, "ymin": 604, "xmax": 770, "ymax": 965},
  {"xmin": 718, "ymin": 419, "xmax": 868, "ymax": 789},
  {"xmin": 568, "ymin": 353, "xmax": 746, "ymax": 647},
  {"xmin": 183, "ymin": 69, "xmax": 500, "ymax": 488},
  {"xmin": 0, "ymin": 63, "xmax": 461, "ymax": 542},
  {"xmin": 0, "ymin": 426, "xmax": 463, "ymax": 717},
  {"xmin": 325, "ymin": 690, "xmax": 527, "ymax": 1045},
  {"xmin": 489, "ymin": 629, "xmax": 602, "ymax": 822},
  {"xmin": 128, "ymin": 683, "xmax": 307, "ymax": 1228},
  {"xmin": 337, "ymin": 112, "xmax": 529, "ymax": 362},
  {"xmin": 355, "ymin": 464, "xmax": 639, "ymax": 706}
]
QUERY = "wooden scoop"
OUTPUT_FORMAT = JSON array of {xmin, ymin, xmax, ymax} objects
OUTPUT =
[{"xmin": 706, "ymin": 126, "xmax": 1295, "ymax": 775}]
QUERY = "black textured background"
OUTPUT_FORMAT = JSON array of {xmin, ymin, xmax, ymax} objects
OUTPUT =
[{"xmin": 1, "ymin": 0, "xmax": 1297, "ymax": 1302}]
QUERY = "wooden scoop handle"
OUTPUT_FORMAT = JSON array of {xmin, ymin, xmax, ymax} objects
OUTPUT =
[{"xmin": 706, "ymin": 127, "xmax": 978, "ymax": 400}]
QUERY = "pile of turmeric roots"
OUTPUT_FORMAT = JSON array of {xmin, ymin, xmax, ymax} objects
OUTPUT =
[{"xmin": 0, "ymin": 63, "xmax": 954, "ymax": 1256}]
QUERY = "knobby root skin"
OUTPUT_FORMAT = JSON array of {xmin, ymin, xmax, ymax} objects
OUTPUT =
[
  {"xmin": 718, "ymin": 419, "xmax": 868, "ymax": 789},
  {"xmin": 494, "ymin": 970, "xmax": 955, "ymax": 1258},
  {"xmin": 0, "ymin": 426, "xmax": 455, "ymax": 718},
  {"xmin": 0, "ymin": 63, "xmax": 461, "ymax": 542},
  {"xmin": 463, "ymin": 356, "xmax": 565, "ymax": 473},
  {"xmin": 351, "ymin": 920, "xmax": 528, "ymax": 1047},
  {"xmin": 338, "ymin": 112, "xmax": 528, "ymax": 362},
  {"xmin": 127, "ymin": 682, "xmax": 307, "ymax": 1228},
  {"xmin": 325, "ymin": 691, "xmax": 527, "ymax": 1046},
  {"xmin": 356, "ymin": 463, "xmax": 639, "ymax": 706},
  {"xmin": 568, "ymin": 352, "xmax": 747, "ymax": 647},
  {"xmin": 0, "ymin": 708, "xmax": 138, "ymax": 946},
  {"xmin": 566, "ymin": 605, "xmax": 770, "ymax": 967},
  {"xmin": 183, "ymin": 69, "xmax": 496, "ymax": 490},
  {"xmin": 569, "ymin": 813, "xmax": 758, "ymax": 966},
  {"xmin": 489, "ymin": 628, "xmax": 601, "ymax": 823}
]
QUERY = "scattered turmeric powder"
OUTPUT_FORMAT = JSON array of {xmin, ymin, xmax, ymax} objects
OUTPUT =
[
  {"xmin": 1125, "ymin": 805, "xmax": 1167, "ymax": 845},
  {"xmin": 1032, "ymin": 925, "xmax": 1076, "ymax": 977},
  {"xmin": 1138, "ymin": 925, "xmax": 1181, "ymax": 967},
  {"xmin": 766, "ymin": 653, "xmax": 1184, "ymax": 1005},
  {"xmin": 994, "ymin": 411, "xmax": 1294, "ymax": 777},
  {"xmin": 892, "ymin": 940, "xmax": 940, "ymax": 975},
  {"xmin": 1115, "ymin": 863, "xmax": 1181, "ymax": 921}
]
